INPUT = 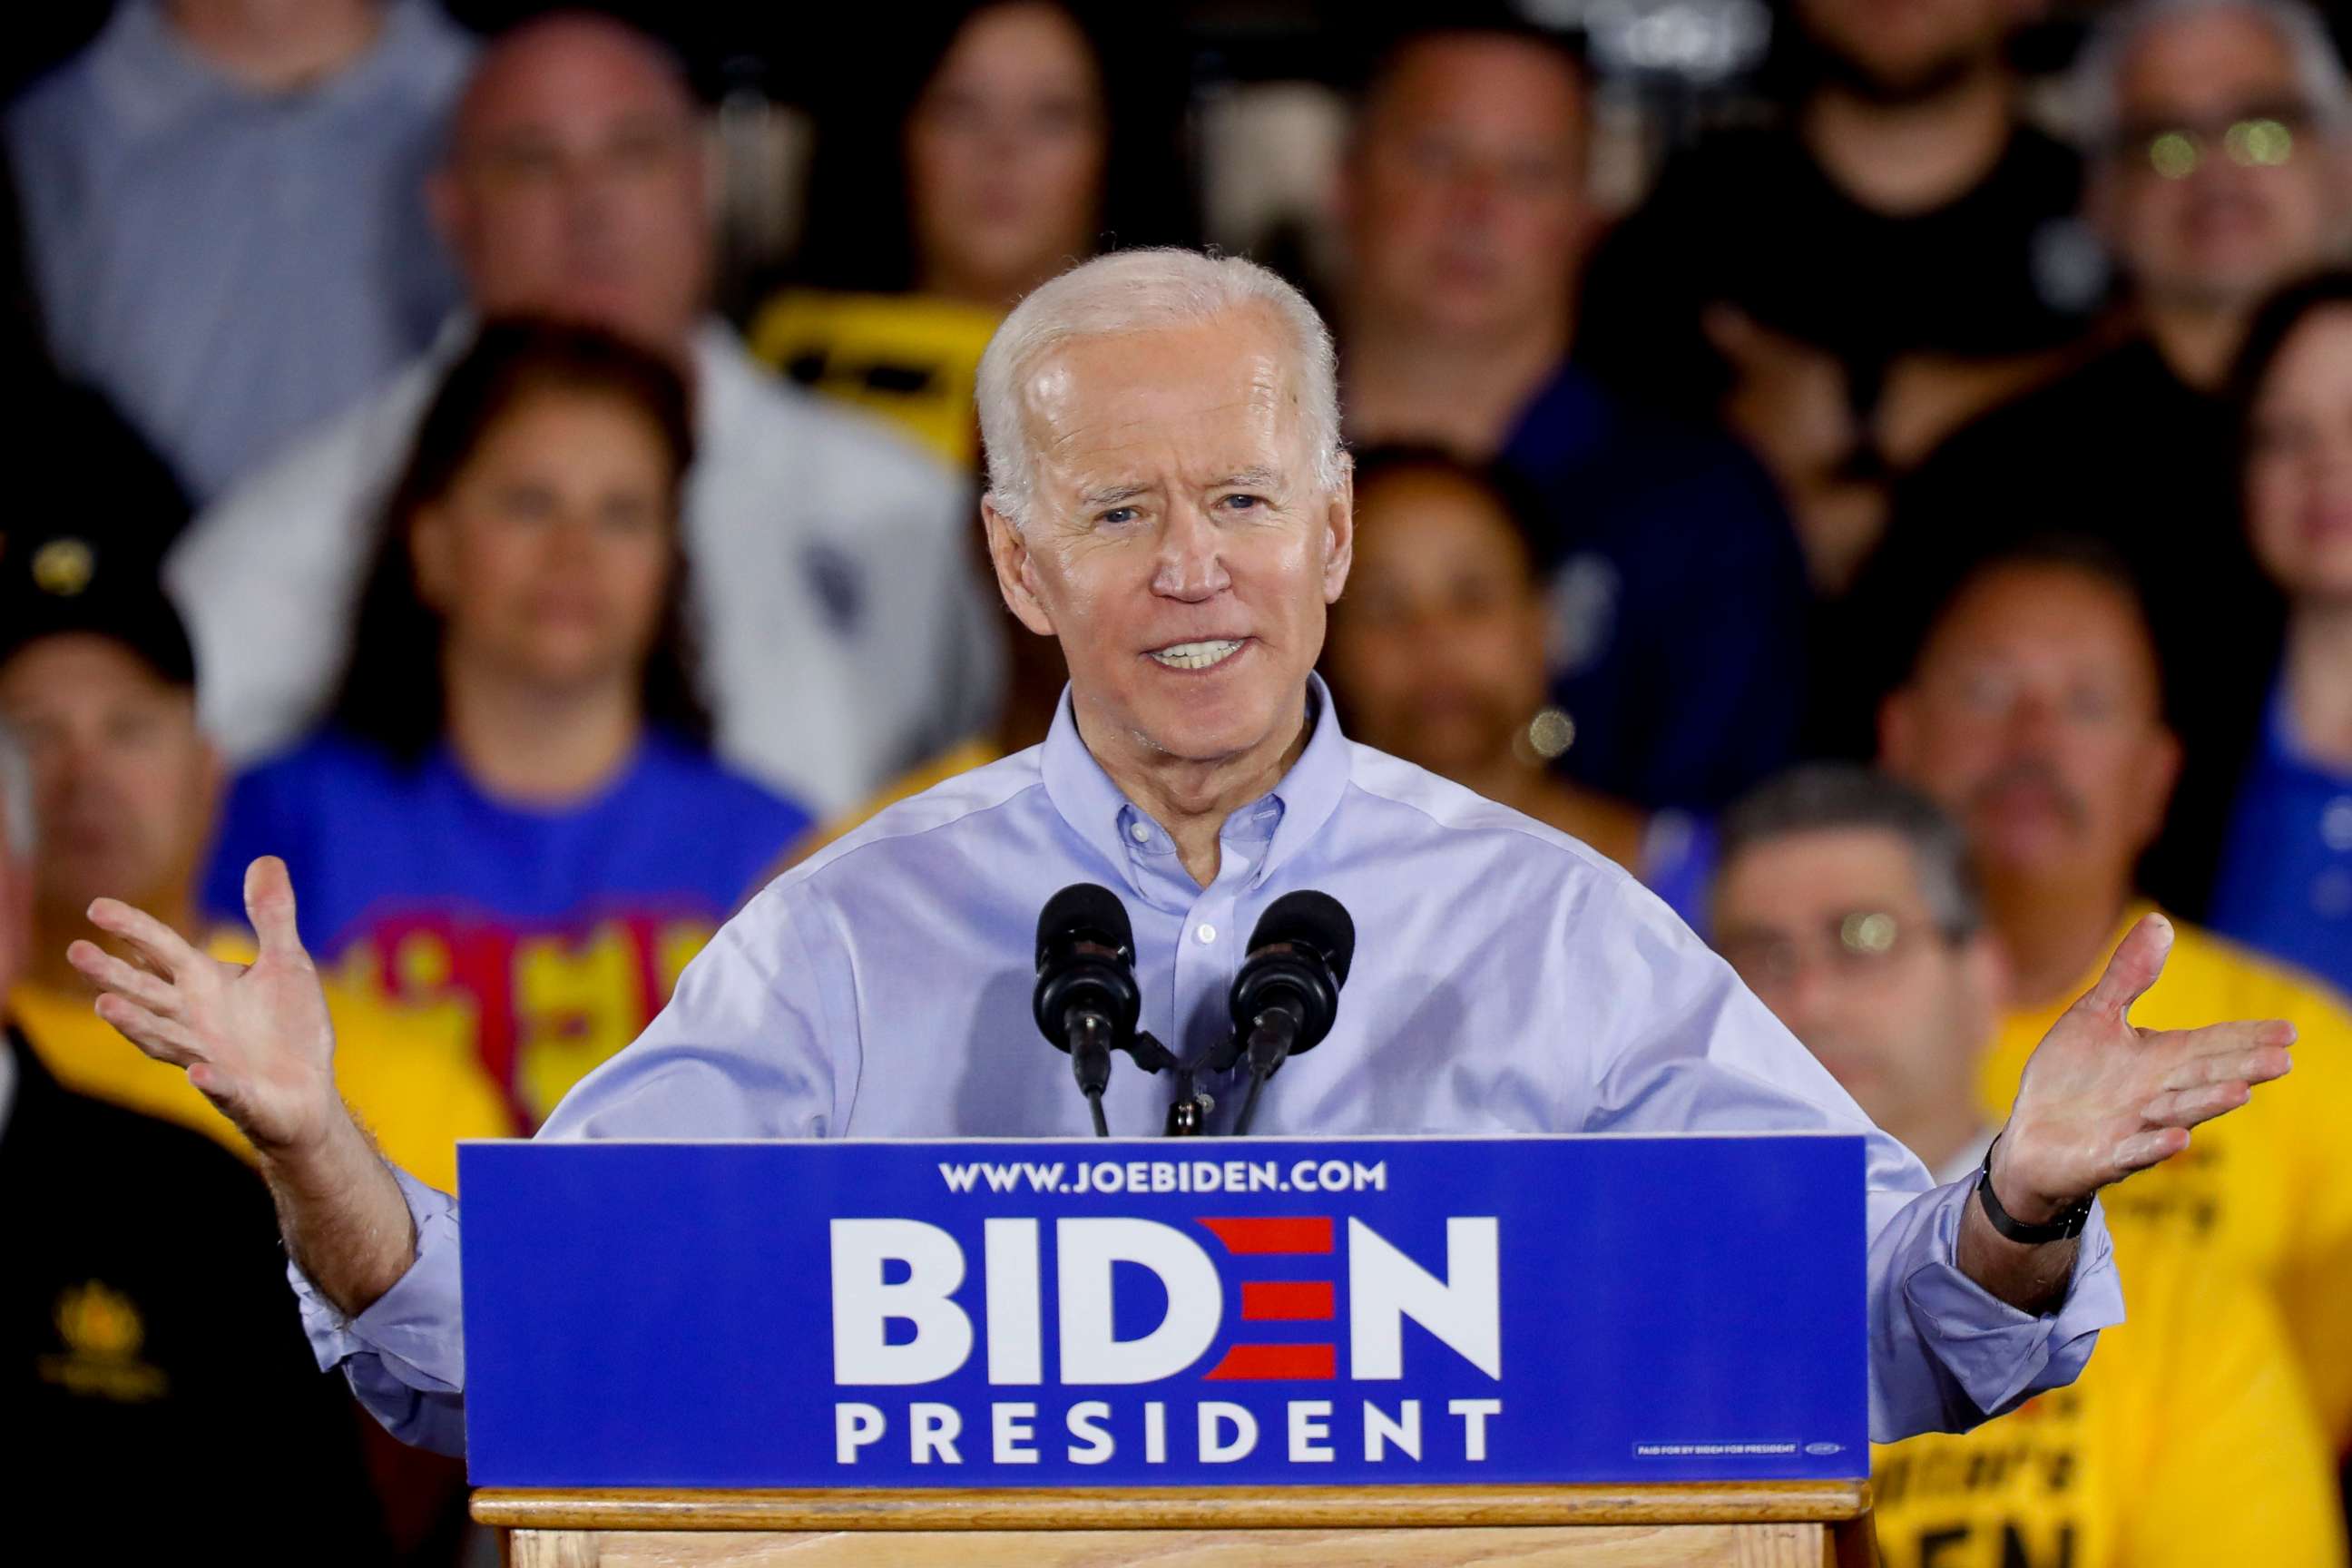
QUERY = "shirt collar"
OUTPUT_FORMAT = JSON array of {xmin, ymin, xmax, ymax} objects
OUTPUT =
[{"xmin": 1041, "ymin": 672, "xmax": 1353, "ymax": 899}]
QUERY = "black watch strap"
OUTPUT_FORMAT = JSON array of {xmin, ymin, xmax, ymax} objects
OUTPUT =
[{"xmin": 1975, "ymin": 1141, "xmax": 2092, "ymax": 1244}]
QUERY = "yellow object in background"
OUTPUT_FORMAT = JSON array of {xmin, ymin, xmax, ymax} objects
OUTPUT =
[
  {"xmin": 1983, "ymin": 908, "xmax": 2352, "ymax": 1453},
  {"xmin": 747, "ymin": 289, "xmax": 1001, "ymax": 470},
  {"xmin": 13, "ymin": 930, "xmax": 510, "ymax": 1191},
  {"xmin": 1869, "ymin": 1220, "xmax": 2345, "ymax": 1567}
]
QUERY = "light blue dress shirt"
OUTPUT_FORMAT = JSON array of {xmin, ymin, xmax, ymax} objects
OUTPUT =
[{"xmin": 299, "ymin": 678, "xmax": 2122, "ymax": 1455}]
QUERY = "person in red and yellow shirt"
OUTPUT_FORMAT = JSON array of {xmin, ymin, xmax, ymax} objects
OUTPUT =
[
  {"xmin": 1883, "ymin": 539, "xmax": 2352, "ymax": 1455},
  {"xmin": 0, "ymin": 536, "xmax": 505, "ymax": 1191},
  {"xmin": 1712, "ymin": 764, "xmax": 2344, "ymax": 1566},
  {"xmin": 198, "ymin": 327, "xmax": 811, "ymax": 1132}
]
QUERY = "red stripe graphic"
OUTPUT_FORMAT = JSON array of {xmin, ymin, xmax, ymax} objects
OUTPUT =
[
  {"xmin": 1203, "ymin": 1343, "xmax": 1337, "ymax": 1380},
  {"xmin": 1197, "ymin": 1216, "xmax": 1333, "ymax": 1255},
  {"xmin": 1241, "ymin": 1280, "xmax": 1336, "ymax": 1321}
]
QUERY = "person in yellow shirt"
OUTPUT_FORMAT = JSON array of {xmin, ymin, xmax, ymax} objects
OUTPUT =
[
  {"xmin": 1711, "ymin": 763, "xmax": 2344, "ymax": 1566},
  {"xmin": 0, "ymin": 534, "xmax": 506, "ymax": 1192},
  {"xmin": 1882, "ymin": 537, "xmax": 2352, "ymax": 1455}
]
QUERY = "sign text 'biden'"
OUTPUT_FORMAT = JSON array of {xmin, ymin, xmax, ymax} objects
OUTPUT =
[{"xmin": 829, "ymin": 1203, "xmax": 1500, "ymax": 1469}]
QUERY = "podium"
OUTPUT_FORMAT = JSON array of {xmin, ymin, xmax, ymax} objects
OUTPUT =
[{"xmin": 459, "ymin": 1135, "xmax": 1880, "ymax": 1564}]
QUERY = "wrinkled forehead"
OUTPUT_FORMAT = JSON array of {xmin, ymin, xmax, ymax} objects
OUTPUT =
[{"xmin": 1018, "ymin": 312, "xmax": 1313, "ymax": 494}]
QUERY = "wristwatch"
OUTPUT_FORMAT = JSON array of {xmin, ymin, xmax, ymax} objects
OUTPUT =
[{"xmin": 1975, "ymin": 1139, "xmax": 2092, "ymax": 1244}]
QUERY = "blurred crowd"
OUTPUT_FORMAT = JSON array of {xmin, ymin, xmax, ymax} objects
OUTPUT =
[{"xmin": 2, "ymin": 0, "xmax": 2348, "ymax": 1563}]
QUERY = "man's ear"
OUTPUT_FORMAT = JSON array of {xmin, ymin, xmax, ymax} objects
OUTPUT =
[
  {"xmin": 1320, "ymin": 462, "xmax": 1356, "ymax": 603},
  {"xmin": 982, "ymin": 498, "xmax": 1057, "ymax": 638}
]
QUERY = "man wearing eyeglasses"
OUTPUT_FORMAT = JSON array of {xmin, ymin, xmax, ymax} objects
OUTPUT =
[
  {"xmin": 1846, "ymin": 0, "xmax": 2352, "ymax": 911},
  {"xmin": 1710, "ymin": 764, "xmax": 2346, "ymax": 1566},
  {"xmin": 1878, "ymin": 534, "xmax": 2352, "ymax": 1462}
]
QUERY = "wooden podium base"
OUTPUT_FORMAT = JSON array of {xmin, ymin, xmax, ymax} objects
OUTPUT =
[{"xmin": 477, "ymin": 1481, "xmax": 1879, "ymax": 1566}]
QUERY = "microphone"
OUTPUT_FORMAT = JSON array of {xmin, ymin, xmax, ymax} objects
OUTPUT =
[
  {"xmin": 1215, "ymin": 891, "xmax": 1356, "ymax": 1135},
  {"xmin": 1033, "ymin": 884, "xmax": 1142, "ymax": 1136}
]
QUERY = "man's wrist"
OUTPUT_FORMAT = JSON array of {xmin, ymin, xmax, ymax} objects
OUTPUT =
[
  {"xmin": 1977, "ymin": 1138, "xmax": 2092, "ymax": 1242},
  {"xmin": 254, "ymin": 1095, "xmax": 364, "ymax": 1188}
]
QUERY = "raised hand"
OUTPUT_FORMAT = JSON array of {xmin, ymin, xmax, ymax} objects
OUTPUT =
[
  {"xmin": 1992, "ymin": 913, "xmax": 2295, "ymax": 1224},
  {"xmin": 70, "ymin": 855, "xmax": 343, "ymax": 1159}
]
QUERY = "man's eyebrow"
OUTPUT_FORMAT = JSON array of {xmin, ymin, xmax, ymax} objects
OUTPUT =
[
  {"xmin": 1212, "ymin": 467, "xmax": 1281, "ymax": 490},
  {"xmin": 1077, "ymin": 482, "xmax": 1151, "ymax": 509}
]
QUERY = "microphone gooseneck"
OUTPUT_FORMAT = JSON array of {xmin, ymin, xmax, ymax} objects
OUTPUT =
[{"xmin": 1218, "ymin": 890, "xmax": 1356, "ymax": 1135}]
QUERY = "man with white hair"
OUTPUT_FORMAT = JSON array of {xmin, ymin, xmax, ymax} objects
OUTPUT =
[
  {"xmin": 74, "ymin": 250, "xmax": 2300, "ymax": 1459},
  {"xmin": 1841, "ymin": 0, "xmax": 2352, "ymax": 910},
  {"xmin": 164, "ymin": 12, "xmax": 1001, "ymax": 817}
]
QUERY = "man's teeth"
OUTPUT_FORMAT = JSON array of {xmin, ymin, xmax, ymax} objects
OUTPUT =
[{"xmin": 1149, "ymin": 640, "xmax": 1244, "ymax": 671}]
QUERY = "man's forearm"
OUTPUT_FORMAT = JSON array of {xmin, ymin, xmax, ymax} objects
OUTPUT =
[
  {"xmin": 1954, "ymin": 1195, "xmax": 2078, "ymax": 1316},
  {"xmin": 259, "ymin": 1107, "xmax": 418, "ymax": 1318}
]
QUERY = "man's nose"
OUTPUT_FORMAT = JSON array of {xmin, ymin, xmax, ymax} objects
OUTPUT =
[
  {"xmin": 2001, "ymin": 686, "xmax": 2066, "ymax": 747},
  {"xmin": 560, "ymin": 153, "xmax": 627, "ymax": 232},
  {"xmin": 1445, "ymin": 166, "xmax": 1507, "ymax": 226},
  {"xmin": 1150, "ymin": 505, "xmax": 1233, "ymax": 602}
]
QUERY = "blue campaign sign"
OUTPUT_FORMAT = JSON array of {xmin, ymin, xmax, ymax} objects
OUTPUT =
[{"xmin": 459, "ymin": 1134, "xmax": 1867, "ymax": 1489}]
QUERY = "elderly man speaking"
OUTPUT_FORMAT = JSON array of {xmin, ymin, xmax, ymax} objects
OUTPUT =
[{"xmin": 71, "ymin": 252, "xmax": 2290, "ymax": 1457}]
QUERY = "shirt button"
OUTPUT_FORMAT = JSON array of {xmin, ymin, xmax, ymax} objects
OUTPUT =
[
  {"xmin": 1129, "ymin": 822, "xmax": 1151, "ymax": 843},
  {"xmin": 1196, "ymin": 923, "xmax": 1218, "ymax": 945}
]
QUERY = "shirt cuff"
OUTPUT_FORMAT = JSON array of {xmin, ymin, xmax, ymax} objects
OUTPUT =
[
  {"xmin": 289, "ymin": 1164, "xmax": 466, "ymax": 1394},
  {"xmin": 1902, "ymin": 1179, "xmax": 2123, "ymax": 1419}
]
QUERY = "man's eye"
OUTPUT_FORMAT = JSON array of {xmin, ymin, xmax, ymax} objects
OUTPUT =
[
  {"xmin": 1097, "ymin": 506, "xmax": 1138, "ymax": 525},
  {"xmin": 1220, "ymin": 494, "xmax": 1264, "ymax": 512}
]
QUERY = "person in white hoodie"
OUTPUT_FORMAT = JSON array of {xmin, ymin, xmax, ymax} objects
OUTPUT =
[{"xmin": 167, "ymin": 12, "xmax": 1004, "ymax": 817}]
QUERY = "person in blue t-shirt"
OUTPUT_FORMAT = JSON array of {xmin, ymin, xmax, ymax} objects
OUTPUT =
[
  {"xmin": 203, "ymin": 320, "xmax": 812, "ymax": 1129},
  {"xmin": 2202, "ymin": 274, "xmax": 2352, "ymax": 995}
]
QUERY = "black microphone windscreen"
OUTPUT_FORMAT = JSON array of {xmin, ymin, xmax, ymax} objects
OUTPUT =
[
  {"xmin": 1249, "ymin": 890, "xmax": 1356, "ymax": 988},
  {"xmin": 1037, "ymin": 882, "xmax": 1135, "ymax": 967}
]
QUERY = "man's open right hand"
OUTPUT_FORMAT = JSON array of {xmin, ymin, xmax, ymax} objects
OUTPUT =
[{"xmin": 70, "ymin": 854, "xmax": 343, "ymax": 1160}]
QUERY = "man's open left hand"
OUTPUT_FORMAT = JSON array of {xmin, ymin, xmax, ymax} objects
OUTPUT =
[{"xmin": 1993, "ymin": 913, "xmax": 2293, "ymax": 1224}]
